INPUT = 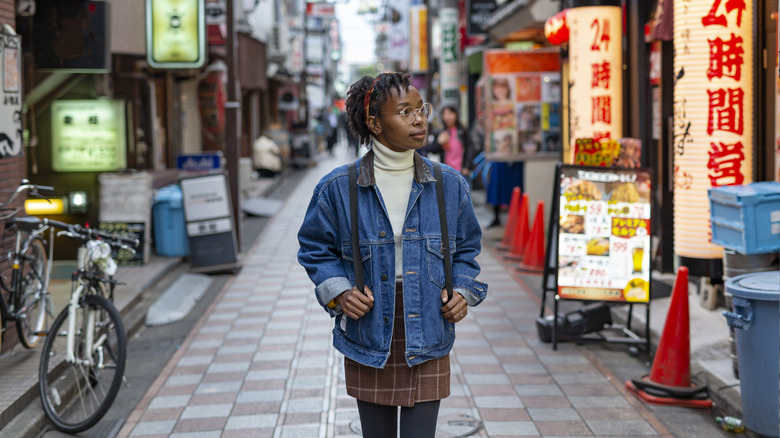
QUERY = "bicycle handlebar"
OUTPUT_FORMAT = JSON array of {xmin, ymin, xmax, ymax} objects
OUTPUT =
[
  {"xmin": 50, "ymin": 220, "xmax": 140, "ymax": 248},
  {"xmin": 0, "ymin": 179, "xmax": 55, "ymax": 208}
]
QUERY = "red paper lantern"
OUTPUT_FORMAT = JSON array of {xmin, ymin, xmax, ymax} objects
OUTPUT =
[{"xmin": 545, "ymin": 9, "xmax": 569, "ymax": 45}]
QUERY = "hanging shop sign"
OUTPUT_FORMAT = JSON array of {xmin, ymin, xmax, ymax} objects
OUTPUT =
[
  {"xmin": 51, "ymin": 100, "xmax": 127, "ymax": 172},
  {"xmin": 673, "ymin": 0, "xmax": 753, "ymax": 258},
  {"xmin": 198, "ymin": 60, "xmax": 227, "ymax": 151},
  {"xmin": 483, "ymin": 49, "xmax": 560, "ymax": 160},
  {"xmin": 440, "ymin": 7, "xmax": 460, "ymax": 106},
  {"xmin": 0, "ymin": 34, "xmax": 21, "ymax": 159},
  {"xmin": 387, "ymin": 0, "xmax": 410, "ymax": 63},
  {"xmin": 544, "ymin": 9, "xmax": 569, "ymax": 45},
  {"xmin": 410, "ymin": 6, "xmax": 428, "ymax": 72},
  {"xmin": 556, "ymin": 165, "xmax": 653, "ymax": 302},
  {"xmin": 466, "ymin": 0, "xmax": 497, "ymax": 36},
  {"xmin": 146, "ymin": 0, "xmax": 206, "ymax": 69},
  {"xmin": 567, "ymin": 5, "xmax": 623, "ymax": 152}
]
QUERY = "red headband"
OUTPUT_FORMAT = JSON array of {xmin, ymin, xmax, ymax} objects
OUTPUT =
[{"xmin": 363, "ymin": 76, "xmax": 382, "ymax": 121}]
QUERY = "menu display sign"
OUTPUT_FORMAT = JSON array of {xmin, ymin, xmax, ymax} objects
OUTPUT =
[
  {"xmin": 556, "ymin": 165, "xmax": 652, "ymax": 302},
  {"xmin": 51, "ymin": 100, "xmax": 127, "ymax": 172}
]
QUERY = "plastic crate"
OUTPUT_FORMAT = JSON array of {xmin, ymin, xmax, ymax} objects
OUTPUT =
[
  {"xmin": 153, "ymin": 185, "xmax": 189, "ymax": 257},
  {"xmin": 709, "ymin": 182, "xmax": 780, "ymax": 255}
]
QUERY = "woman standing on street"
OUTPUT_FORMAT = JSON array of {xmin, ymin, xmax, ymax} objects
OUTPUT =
[
  {"xmin": 297, "ymin": 72, "xmax": 488, "ymax": 437},
  {"xmin": 427, "ymin": 105, "xmax": 476, "ymax": 177}
]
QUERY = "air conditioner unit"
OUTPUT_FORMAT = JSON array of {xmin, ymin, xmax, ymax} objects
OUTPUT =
[{"xmin": 268, "ymin": 24, "xmax": 289, "ymax": 61}]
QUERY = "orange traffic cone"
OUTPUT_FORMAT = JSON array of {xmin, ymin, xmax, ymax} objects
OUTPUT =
[
  {"xmin": 504, "ymin": 194, "xmax": 530, "ymax": 261},
  {"xmin": 496, "ymin": 187, "xmax": 521, "ymax": 251},
  {"xmin": 517, "ymin": 200, "xmax": 545, "ymax": 273},
  {"xmin": 625, "ymin": 266, "xmax": 713, "ymax": 408}
]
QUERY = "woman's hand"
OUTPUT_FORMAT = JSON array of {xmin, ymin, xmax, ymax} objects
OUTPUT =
[
  {"xmin": 337, "ymin": 286, "xmax": 374, "ymax": 319},
  {"xmin": 440, "ymin": 289, "xmax": 468, "ymax": 323}
]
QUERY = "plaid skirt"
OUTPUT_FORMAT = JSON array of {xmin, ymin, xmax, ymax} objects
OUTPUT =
[{"xmin": 345, "ymin": 282, "xmax": 450, "ymax": 407}]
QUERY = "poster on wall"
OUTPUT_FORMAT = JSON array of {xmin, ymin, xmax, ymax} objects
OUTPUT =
[
  {"xmin": 51, "ymin": 99, "xmax": 127, "ymax": 172},
  {"xmin": 0, "ymin": 34, "xmax": 21, "ymax": 159},
  {"xmin": 483, "ymin": 49, "xmax": 561, "ymax": 161},
  {"xmin": 556, "ymin": 165, "xmax": 652, "ymax": 303}
]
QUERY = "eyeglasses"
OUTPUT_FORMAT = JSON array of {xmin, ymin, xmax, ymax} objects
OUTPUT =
[{"xmin": 382, "ymin": 103, "xmax": 433, "ymax": 124}]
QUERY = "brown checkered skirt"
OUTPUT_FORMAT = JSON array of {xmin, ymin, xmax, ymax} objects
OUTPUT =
[{"xmin": 345, "ymin": 282, "xmax": 450, "ymax": 407}]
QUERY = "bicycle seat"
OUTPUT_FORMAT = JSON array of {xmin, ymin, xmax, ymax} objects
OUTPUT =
[{"xmin": 10, "ymin": 216, "xmax": 42, "ymax": 232}]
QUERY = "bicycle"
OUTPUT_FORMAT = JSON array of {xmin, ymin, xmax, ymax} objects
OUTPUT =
[
  {"xmin": 38, "ymin": 221, "xmax": 138, "ymax": 433},
  {"xmin": 0, "ymin": 179, "xmax": 56, "ymax": 350}
]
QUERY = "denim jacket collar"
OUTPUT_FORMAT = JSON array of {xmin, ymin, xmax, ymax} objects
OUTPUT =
[{"xmin": 358, "ymin": 148, "xmax": 436, "ymax": 187}]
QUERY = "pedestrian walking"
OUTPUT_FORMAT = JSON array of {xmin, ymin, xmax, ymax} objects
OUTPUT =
[
  {"xmin": 297, "ymin": 71, "xmax": 488, "ymax": 438},
  {"xmin": 426, "ymin": 105, "xmax": 477, "ymax": 178}
]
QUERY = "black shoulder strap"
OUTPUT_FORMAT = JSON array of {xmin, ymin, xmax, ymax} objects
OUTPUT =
[
  {"xmin": 348, "ymin": 162, "xmax": 364, "ymax": 292},
  {"xmin": 433, "ymin": 162, "xmax": 453, "ymax": 301}
]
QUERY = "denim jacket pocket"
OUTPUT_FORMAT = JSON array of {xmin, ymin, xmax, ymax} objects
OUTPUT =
[
  {"xmin": 341, "ymin": 243, "xmax": 373, "ymax": 289},
  {"xmin": 425, "ymin": 237, "xmax": 456, "ymax": 288}
]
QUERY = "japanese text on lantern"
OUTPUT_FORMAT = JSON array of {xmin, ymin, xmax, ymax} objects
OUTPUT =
[
  {"xmin": 590, "ymin": 19, "xmax": 612, "ymax": 136},
  {"xmin": 703, "ymin": 0, "xmax": 746, "ymax": 187}
]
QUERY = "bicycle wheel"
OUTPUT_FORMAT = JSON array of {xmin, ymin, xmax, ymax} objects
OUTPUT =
[
  {"xmin": 39, "ymin": 292, "xmax": 127, "ymax": 433},
  {"xmin": 17, "ymin": 236, "xmax": 49, "ymax": 348}
]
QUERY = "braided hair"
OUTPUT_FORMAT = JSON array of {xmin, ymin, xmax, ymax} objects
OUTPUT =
[{"xmin": 345, "ymin": 72, "xmax": 412, "ymax": 146}]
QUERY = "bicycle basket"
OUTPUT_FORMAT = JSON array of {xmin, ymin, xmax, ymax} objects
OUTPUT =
[{"xmin": 81, "ymin": 240, "xmax": 117, "ymax": 276}]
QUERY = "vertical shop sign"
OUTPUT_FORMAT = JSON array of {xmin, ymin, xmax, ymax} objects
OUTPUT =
[
  {"xmin": 0, "ymin": 34, "xmax": 21, "ymax": 159},
  {"xmin": 568, "ymin": 5, "xmax": 622, "ymax": 151},
  {"xmin": 673, "ymin": 0, "xmax": 753, "ymax": 258},
  {"xmin": 198, "ymin": 60, "xmax": 227, "ymax": 151},
  {"xmin": 440, "ymin": 7, "xmax": 460, "ymax": 106},
  {"xmin": 387, "ymin": 0, "xmax": 410, "ymax": 63},
  {"xmin": 410, "ymin": 6, "xmax": 428, "ymax": 72},
  {"xmin": 146, "ymin": 0, "xmax": 205, "ymax": 69}
]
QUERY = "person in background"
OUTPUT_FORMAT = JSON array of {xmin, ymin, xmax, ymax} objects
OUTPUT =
[
  {"xmin": 426, "ymin": 105, "xmax": 476, "ymax": 177},
  {"xmin": 486, "ymin": 161, "xmax": 523, "ymax": 227},
  {"xmin": 297, "ymin": 72, "xmax": 488, "ymax": 438}
]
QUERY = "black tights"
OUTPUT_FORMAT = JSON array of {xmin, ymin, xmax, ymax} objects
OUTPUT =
[{"xmin": 356, "ymin": 399, "xmax": 441, "ymax": 438}]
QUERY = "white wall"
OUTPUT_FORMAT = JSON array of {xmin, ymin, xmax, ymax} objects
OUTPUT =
[{"xmin": 106, "ymin": 0, "xmax": 146, "ymax": 55}]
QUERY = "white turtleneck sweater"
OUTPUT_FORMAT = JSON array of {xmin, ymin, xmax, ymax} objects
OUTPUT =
[{"xmin": 372, "ymin": 140, "xmax": 415, "ymax": 280}]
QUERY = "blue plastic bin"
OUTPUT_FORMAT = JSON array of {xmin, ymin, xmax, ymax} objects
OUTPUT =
[
  {"xmin": 709, "ymin": 182, "xmax": 780, "ymax": 254},
  {"xmin": 723, "ymin": 271, "xmax": 779, "ymax": 438},
  {"xmin": 152, "ymin": 185, "xmax": 189, "ymax": 257}
]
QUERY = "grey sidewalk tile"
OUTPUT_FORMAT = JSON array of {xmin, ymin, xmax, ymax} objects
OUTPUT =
[
  {"xmin": 237, "ymin": 389, "xmax": 285, "ymax": 403},
  {"xmin": 554, "ymin": 373, "xmax": 609, "ymax": 385},
  {"xmin": 180, "ymin": 403, "xmax": 234, "ymax": 419},
  {"xmin": 456, "ymin": 355, "xmax": 500, "ymax": 365},
  {"xmin": 464, "ymin": 373, "xmax": 512, "ymax": 385},
  {"xmin": 285, "ymin": 397, "xmax": 323, "ymax": 412},
  {"xmin": 178, "ymin": 355, "xmax": 214, "ymax": 366},
  {"xmin": 253, "ymin": 350, "xmax": 295, "ymax": 362},
  {"xmin": 169, "ymin": 432, "xmax": 222, "ymax": 438},
  {"xmin": 165, "ymin": 374, "xmax": 203, "ymax": 387},
  {"xmin": 189, "ymin": 340, "xmax": 224, "ymax": 349},
  {"xmin": 493, "ymin": 346, "xmax": 534, "ymax": 356},
  {"xmin": 246, "ymin": 369, "xmax": 290, "ymax": 381},
  {"xmin": 207, "ymin": 361, "xmax": 251, "ymax": 374},
  {"xmin": 207, "ymin": 312, "xmax": 240, "ymax": 321},
  {"xmin": 291, "ymin": 375, "xmax": 327, "ymax": 389},
  {"xmin": 514, "ymin": 384, "xmax": 563, "ymax": 396},
  {"xmin": 569, "ymin": 395, "xmax": 630, "ymax": 408},
  {"xmin": 482, "ymin": 420, "xmax": 540, "ymax": 436},
  {"xmin": 527, "ymin": 408, "xmax": 581, "ymax": 421},
  {"xmin": 278, "ymin": 424, "xmax": 321, "ymax": 437},
  {"xmin": 261, "ymin": 335, "xmax": 299, "ymax": 345},
  {"xmin": 219, "ymin": 344, "xmax": 259, "ymax": 355},
  {"xmin": 473, "ymin": 396, "xmax": 524, "ymax": 408},
  {"xmin": 130, "ymin": 420, "xmax": 176, "ymax": 436},
  {"xmin": 227, "ymin": 329, "xmax": 262, "ymax": 339},
  {"xmin": 199, "ymin": 325, "xmax": 231, "ymax": 334},
  {"xmin": 586, "ymin": 420, "xmax": 657, "ymax": 435},
  {"xmin": 195, "ymin": 380, "xmax": 242, "ymax": 394},
  {"xmin": 503, "ymin": 363, "xmax": 547, "ymax": 374},
  {"xmin": 233, "ymin": 316, "xmax": 269, "ymax": 326},
  {"xmin": 149, "ymin": 395, "xmax": 192, "ymax": 409},
  {"xmin": 225, "ymin": 414, "xmax": 278, "ymax": 429}
]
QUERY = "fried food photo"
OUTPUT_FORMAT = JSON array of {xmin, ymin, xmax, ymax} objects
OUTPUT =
[
  {"xmin": 609, "ymin": 183, "xmax": 640, "ymax": 203},
  {"xmin": 563, "ymin": 180, "xmax": 603, "ymax": 201},
  {"xmin": 586, "ymin": 237, "xmax": 610, "ymax": 256},
  {"xmin": 560, "ymin": 215, "xmax": 585, "ymax": 234}
]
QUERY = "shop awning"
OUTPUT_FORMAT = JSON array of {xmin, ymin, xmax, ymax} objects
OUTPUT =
[{"xmin": 484, "ymin": 0, "xmax": 559, "ymax": 42}]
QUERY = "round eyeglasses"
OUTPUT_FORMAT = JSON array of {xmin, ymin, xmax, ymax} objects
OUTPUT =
[{"xmin": 382, "ymin": 103, "xmax": 433, "ymax": 124}]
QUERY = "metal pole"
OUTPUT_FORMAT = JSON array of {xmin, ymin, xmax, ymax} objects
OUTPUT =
[{"xmin": 225, "ymin": 0, "xmax": 242, "ymax": 247}]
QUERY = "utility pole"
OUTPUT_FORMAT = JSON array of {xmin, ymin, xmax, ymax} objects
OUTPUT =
[{"xmin": 225, "ymin": 0, "xmax": 242, "ymax": 247}]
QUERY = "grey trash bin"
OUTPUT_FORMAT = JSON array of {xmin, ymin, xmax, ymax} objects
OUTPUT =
[{"xmin": 723, "ymin": 271, "xmax": 779, "ymax": 438}]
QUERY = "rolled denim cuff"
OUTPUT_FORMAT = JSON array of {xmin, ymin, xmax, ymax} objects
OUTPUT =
[
  {"xmin": 455, "ymin": 288, "xmax": 480, "ymax": 306},
  {"xmin": 453, "ymin": 275, "xmax": 488, "ymax": 306},
  {"xmin": 315, "ymin": 277, "xmax": 353, "ymax": 317}
]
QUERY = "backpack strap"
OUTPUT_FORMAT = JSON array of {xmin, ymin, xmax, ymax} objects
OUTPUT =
[
  {"xmin": 348, "ymin": 162, "xmax": 364, "ymax": 292},
  {"xmin": 433, "ymin": 162, "xmax": 453, "ymax": 301}
]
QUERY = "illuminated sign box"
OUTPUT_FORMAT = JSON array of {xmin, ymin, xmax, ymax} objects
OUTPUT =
[
  {"xmin": 146, "ymin": 0, "xmax": 205, "ymax": 69},
  {"xmin": 51, "ymin": 100, "xmax": 127, "ymax": 172}
]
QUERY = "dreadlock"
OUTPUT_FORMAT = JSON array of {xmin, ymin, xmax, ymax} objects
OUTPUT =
[{"xmin": 345, "ymin": 72, "xmax": 412, "ymax": 146}]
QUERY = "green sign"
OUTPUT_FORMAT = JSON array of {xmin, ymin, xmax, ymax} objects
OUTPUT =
[
  {"xmin": 51, "ymin": 100, "xmax": 127, "ymax": 172},
  {"xmin": 146, "ymin": 0, "xmax": 205, "ymax": 69}
]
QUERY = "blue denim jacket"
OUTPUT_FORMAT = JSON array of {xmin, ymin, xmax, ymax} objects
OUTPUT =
[{"xmin": 297, "ymin": 150, "xmax": 488, "ymax": 368}]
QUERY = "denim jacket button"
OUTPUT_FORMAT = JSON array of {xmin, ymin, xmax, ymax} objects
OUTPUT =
[
  {"xmin": 384, "ymin": 316, "xmax": 389, "ymax": 323},
  {"xmin": 379, "ymin": 231, "xmax": 386, "ymax": 237},
  {"xmin": 381, "ymin": 274, "xmax": 388, "ymax": 281}
]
